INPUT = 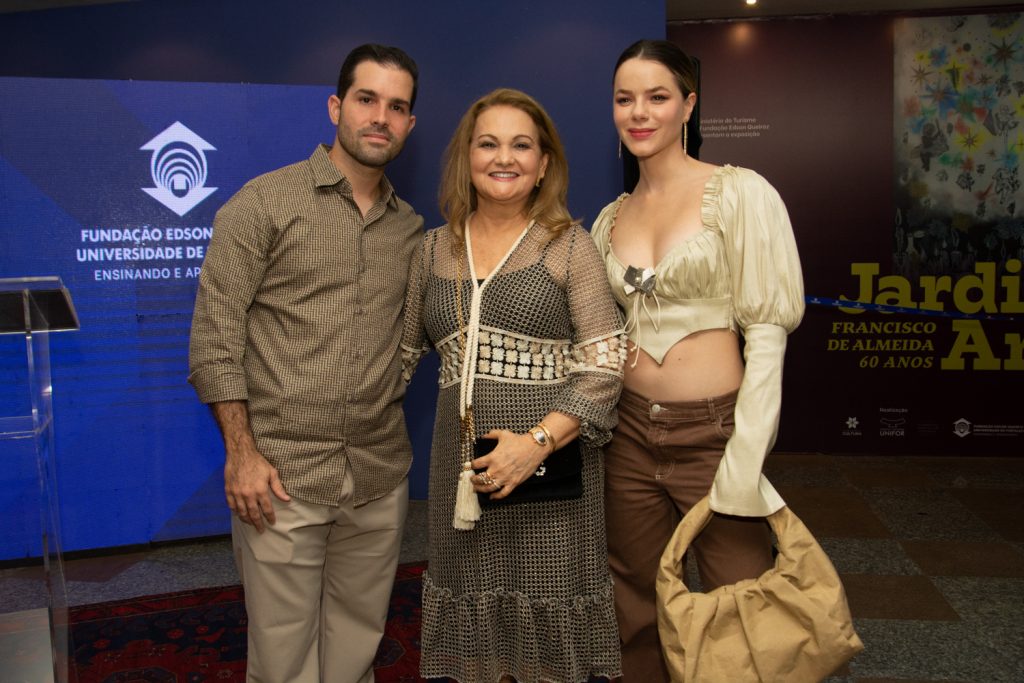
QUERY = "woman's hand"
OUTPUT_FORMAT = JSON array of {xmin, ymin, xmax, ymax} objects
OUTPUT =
[{"xmin": 470, "ymin": 429, "xmax": 549, "ymax": 500}]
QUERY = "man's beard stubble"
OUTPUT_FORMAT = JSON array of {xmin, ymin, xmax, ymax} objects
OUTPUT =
[{"xmin": 337, "ymin": 124, "xmax": 403, "ymax": 169}]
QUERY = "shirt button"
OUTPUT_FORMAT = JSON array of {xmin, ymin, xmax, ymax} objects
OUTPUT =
[{"xmin": 651, "ymin": 403, "xmax": 662, "ymax": 414}]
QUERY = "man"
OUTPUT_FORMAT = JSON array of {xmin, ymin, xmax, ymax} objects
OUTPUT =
[{"xmin": 188, "ymin": 44, "xmax": 422, "ymax": 683}]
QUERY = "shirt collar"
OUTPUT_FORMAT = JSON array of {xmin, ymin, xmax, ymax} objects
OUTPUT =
[{"xmin": 308, "ymin": 143, "xmax": 398, "ymax": 209}]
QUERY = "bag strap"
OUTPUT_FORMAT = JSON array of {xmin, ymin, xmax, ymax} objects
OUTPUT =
[
  {"xmin": 660, "ymin": 496, "xmax": 715, "ymax": 582},
  {"xmin": 660, "ymin": 495, "xmax": 798, "ymax": 587},
  {"xmin": 764, "ymin": 499, "xmax": 810, "ymax": 562}
]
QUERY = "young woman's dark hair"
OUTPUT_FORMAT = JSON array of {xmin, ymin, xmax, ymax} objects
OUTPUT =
[{"xmin": 615, "ymin": 39, "xmax": 698, "ymax": 95}]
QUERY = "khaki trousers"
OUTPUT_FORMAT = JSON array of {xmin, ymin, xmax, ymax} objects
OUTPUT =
[
  {"xmin": 605, "ymin": 388, "xmax": 773, "ymax": 683},
  {"xmin": 232, "ymin": 469, "xmax": 408, "ymax": 683}
]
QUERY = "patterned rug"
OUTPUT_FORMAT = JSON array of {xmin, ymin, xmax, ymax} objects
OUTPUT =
[{"xmin": 69, "ymin": 562, "xmax": 424, "ymax": 682}]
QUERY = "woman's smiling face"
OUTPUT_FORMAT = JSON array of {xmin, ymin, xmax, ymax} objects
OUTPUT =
[
  {"xmin": 470, "ymin": 105, "xmax": 549, "ymax": 210},
  {"xmin": 613, "ymin": 57, "xmax": 695, "ymax": 160}
]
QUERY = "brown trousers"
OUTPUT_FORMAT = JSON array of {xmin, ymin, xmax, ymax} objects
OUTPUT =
[{"xmin": 605, "ymin": 387, "xmax": 773, "ymax": 683}]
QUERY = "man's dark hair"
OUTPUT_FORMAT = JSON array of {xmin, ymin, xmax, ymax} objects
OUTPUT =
[{"xmin": 336, "ymin": 44, "xmax": 419, "ymax": 111}]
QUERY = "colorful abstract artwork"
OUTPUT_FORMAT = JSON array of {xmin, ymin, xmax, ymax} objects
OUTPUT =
[{"xmin": 894, "ymin": 13, "xmax": 1024, "ymax": 277}]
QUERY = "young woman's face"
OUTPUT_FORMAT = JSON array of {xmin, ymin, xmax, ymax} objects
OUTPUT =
[{"xmin": 613, "ymin": 57, "xmax": 695, "ymax": 160}]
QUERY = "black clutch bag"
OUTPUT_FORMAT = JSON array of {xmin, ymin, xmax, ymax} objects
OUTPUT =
[{"xmin": 473, "ymin": 437, "xmax": 583, "ymax": 508}]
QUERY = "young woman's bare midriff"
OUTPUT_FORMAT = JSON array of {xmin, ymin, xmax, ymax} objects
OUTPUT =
[{"xmin": 622, "ymin": 328, "xmax": 744, "ymax": 401}]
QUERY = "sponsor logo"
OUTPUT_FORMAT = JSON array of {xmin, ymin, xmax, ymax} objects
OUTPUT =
[
  {"xmin": 141, "ymin": 122, "xmax": 217, "ymax": 216},
  {"xmin": 842, "ymin": 416, "xmax": 861, "ymax": 437},
  {"xmin": 953, "ymin": 418, "xmax": 972, "ymax": 438},
  {"xmin": 879, "ymin": 407, "xmax": 907, "ymax": 437}
]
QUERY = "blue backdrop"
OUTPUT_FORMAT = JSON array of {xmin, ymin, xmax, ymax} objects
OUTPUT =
[{"xmin": 0, "ymin": 0, "xmax": 664, "ymax": 559}]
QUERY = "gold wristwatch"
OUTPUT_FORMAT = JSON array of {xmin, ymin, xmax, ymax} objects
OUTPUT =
[{"xmin": 529, "ymin": 423, "xmax": 556, "ymax": 452}]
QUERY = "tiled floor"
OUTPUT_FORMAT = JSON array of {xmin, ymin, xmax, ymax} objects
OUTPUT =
[
  {"xmin": 767, "ymin": 453, "xmax": 1024, "ymax": 683},
  {"xmin": 2, "ymin": 454, "xmax": 1023, "ymax": 682}
]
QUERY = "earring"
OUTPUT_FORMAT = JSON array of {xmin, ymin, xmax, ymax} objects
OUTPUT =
[
  {"xmin": 618, "ymin": 139, "xmax": 622, "ymax": 159},
  {"xmin": 535, "ymin": 176, "xmax": 543, "ymax": 188},
  {"xmin": 683, "ymin": 123, "xmax": 688, "ymax": 156}
]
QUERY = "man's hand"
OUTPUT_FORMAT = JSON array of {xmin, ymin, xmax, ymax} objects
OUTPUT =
[
  {"xmin": 211, "ymin": 401, "xmax": 290, "ymax": 533},
  {"xmin": 224, "ymin": 443, "xmax": 290, "ymax": 532}
]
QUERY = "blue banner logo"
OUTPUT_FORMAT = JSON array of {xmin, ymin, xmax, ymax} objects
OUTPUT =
[{"xmin": 140, "ymin": 121, "xmax": 217, "ymax": 216}]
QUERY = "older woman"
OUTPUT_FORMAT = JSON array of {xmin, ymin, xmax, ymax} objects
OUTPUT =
[{"xmin": 402, "ymin": 88, "xmax": 626, "ymax": 682}]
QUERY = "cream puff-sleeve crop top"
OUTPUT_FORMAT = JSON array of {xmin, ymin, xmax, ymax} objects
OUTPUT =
[{"xmin": 591, "ymin": 165, "xmax": 805, "ymax": 517}]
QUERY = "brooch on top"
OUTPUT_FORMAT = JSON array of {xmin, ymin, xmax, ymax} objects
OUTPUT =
[{"xmin": 623, "ymin": 265, "xmax": 657, "ymax": 295}]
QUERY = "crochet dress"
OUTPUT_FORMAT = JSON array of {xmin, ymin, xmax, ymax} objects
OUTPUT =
[{"xmin": 402, "ymin": 222, "xmax": 627, "ymax": 683}]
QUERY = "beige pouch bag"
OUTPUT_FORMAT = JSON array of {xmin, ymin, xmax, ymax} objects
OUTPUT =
[{"xmin": 656, "ymin": 496, "xmax": 864, "ymax": 682}]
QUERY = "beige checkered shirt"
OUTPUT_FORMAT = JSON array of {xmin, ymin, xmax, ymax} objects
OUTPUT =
[{"xmin": 189, "ymin": 145, "xmax": 424, "ymax": 506}]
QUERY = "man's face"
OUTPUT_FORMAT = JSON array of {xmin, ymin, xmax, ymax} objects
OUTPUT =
[{"xmin": 329, "ymin": 61, "xmax": 416, "ymax": 169}]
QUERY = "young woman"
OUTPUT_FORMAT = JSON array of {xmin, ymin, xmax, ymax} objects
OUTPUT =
[{"xmin": 591, "ymin": 40, "xmax": 805, "ymax": 682}]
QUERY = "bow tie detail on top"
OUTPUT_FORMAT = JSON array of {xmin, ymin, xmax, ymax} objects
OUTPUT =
[
  {"xmin": 623, "ymin": 265, "xmax": 657, "ymax": 295},
  {"xmin": 621, "ymin": 265, "xmax": 661, "ymax": 367}
]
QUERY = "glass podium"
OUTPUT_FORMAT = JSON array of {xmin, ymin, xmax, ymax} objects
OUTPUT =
[{"xmin": 0, "ymin": 276, "xmax": 79, "ymax": 683}]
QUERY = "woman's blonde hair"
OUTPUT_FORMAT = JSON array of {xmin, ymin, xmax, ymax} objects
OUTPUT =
[{"xmin": 439, "ymin": 88, "xmax": 574, "ymax": 246}]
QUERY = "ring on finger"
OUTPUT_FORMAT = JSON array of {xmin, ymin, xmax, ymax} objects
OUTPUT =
[{"xmin": 479, "ymin": 473, "xmax": 494, "ymax": 486}]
